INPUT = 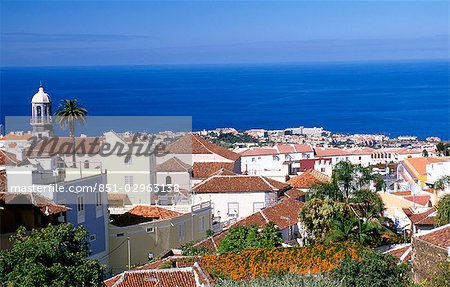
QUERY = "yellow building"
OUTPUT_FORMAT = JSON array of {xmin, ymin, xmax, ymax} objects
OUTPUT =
[{"xmin": 108, "ymin": 202, "xmax": 212, "ymax": 274}]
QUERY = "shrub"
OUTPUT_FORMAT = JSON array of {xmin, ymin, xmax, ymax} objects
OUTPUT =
[{"xmin": 332, "ymin": 251, "xmax": 411, "ymax": 287}]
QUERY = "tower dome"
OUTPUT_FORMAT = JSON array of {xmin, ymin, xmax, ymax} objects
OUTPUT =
[{"xmin": 31, "ymin": 83, "xmax": 51, "ymax": 104}]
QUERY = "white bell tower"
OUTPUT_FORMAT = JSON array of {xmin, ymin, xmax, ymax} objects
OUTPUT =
[{"xmin": 31, "ymin": 82, "xmax": 53, "ymax": 138}]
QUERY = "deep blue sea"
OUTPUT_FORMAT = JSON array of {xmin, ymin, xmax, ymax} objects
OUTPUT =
[{"xmin": 1, "ymin": 61, "xmax": 449, "ymax": 139}]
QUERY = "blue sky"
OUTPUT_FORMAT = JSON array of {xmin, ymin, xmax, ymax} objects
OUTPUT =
[{"xmin": 1, "ymin": 1, "xmax": 448, "ymax": 66}]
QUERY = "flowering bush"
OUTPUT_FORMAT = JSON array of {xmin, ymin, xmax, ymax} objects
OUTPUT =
[{"xmin": 203, "ymin": 242, "xmax": 362, "ymax": 280}]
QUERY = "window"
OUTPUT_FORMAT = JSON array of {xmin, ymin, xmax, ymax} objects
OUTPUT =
[
  {"xmin": 116, "ymin": 233, "xmax": 125, "ymax": 237},
  {"xmin": 95, "ymin": 192, "xmax": 102, "ymax": 206},
  {"xmin": 200, "ymin": 216, "xmax": 205, "ymax": 231},
  {"xmin": 36, "ymin": 106, "xmax": 42, "ymax": 117},
  {"xmin": 178, "ymin": 223, "xmax": 185, "ymax": 241},
  {"xmin": 165, "ymin": 176, "xmax": 172, "ymax": 185},
  {"xmin": 253, "ymin": 202, "xmax": 264, "ymax": 213},
  {"xmin": 252, "ymin": 158, "xmax": 256, "ymax": 162},
  {"xmin": 358, "ymin": 156, "xmax": 362, "ymax": 161},
  {"xmin": 84, "ymin": 160, "xmax": 89, "ymax": 169},
  {"xmin": 321, "ymin": 167, "xmax": 326, "ymax": 173},
  {"xmin": 124, "ymin": 176, "xmax": 134, "ymax": 186},
  {"xmin": 228, "ymin": 202, "xmax": 239, "ymax": 217},
  {"xmin": 89, "ymin": 234, "xmax": 96, "ymax": 242},
  {"xmin": 125, "ymin": 156, "xmax": 132, "ymax": 165},
  {"xmin": 77, "ymin": 196, "xmax": 84, "ymax": 212},
  {"xmin": 146, "ymin": 227, "xmax": 155, "ymax": 233},
  {"xmin": 273, "ymin": 155, "xmax": 280, "ymax": 161}
]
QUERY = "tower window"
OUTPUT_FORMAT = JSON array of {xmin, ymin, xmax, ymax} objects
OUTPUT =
[
  {"xmin": 36, "ymin": 106, "xmax": 42, "ymax": 116},
  {"xmin": 165, "ymin": 176, "xmax": 172, "ymax": 185}
]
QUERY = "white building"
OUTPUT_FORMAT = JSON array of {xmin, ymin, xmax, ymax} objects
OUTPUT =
[
  {"xmin": 240, "ymin": 144, "xmax": 314, "ymax": 180},
  {"xmin": 192, "ymin": 174, "xmax": 290, "ymax": 223}
]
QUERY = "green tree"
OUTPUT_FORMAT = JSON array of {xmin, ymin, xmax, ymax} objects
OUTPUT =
[
  {"xmin": 422, "ymin": 149, "xmax": 429, "ymax": 157},
  {"xmin": 436, "ymin": 142, "xmax": 450, "ymax": 156},
  {"xmin": 327, "ymin": 217, "xmax": 383, "ymax": 247},
  {"xmin": 298, "ymin": 198, "xmax": 348, "ymax": 243},
  {"xmin": 350, "ymin": 189, "xmax": 385, "ymax": 220},
  {"xmin": 435, "ymin": 175, "xmax": 450, "ymax": 191},
  {"xmin": 217, "ymin": 223, "xmax": 282, "ymax": 254},
  {"xmin": 436, "ymin": 193, "xmax": 450, "ymax": 226},
  {"xmin": 310, "ymin": 162, "xmax": 374, "ymax": 204},
  {"xmin": 332, "ymin": 251, "xmax": 411, "ymax": 287},
  {"xmin": 55, "ymin": 99, "xmax": 88, "ymax": 167},
  {"xmin": 0, "ymin": 224, "xmax": 105, "ymax": 287}
]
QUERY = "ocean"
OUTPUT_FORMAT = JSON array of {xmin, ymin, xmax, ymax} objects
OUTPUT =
[{"xmin": 1, "ymin": 60, "xmax": 449, "ymax": 139}]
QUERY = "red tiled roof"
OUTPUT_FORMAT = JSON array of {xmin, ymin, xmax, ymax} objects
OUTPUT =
[
  {"xmin": 314, "ymin": 147, "xmax": 349, "ymax": 157},
  {"xmin": 287, "ymin": 169, "xmax": 330, "ymax": 189},
  {"xmin": 104, "ymin": 265, "xmax": 209, "ymax": 287},
  {"xmin": 346, "ymin": 147, "xmax": 376, "ymax": 155},
  {"xmin": 26, "ymin": 137, "xmax": 101, "ymax": 155},
  {"xmin": 0, "ymin": 132, "xmax": 32, "ymax": 141},
  {"xmin": 207, "ymin": 168, "xmax": 236, "ymax": 176},
  {"xmin": 384, "ymin": 244, "xmax": 412, "ymax": 263},
  {"xmin": 111, "ymin": 206, "xmax": 183, "ymax": 227},
  {"xmin": 193, "ymin": 198, "xmax": 304, "ymax": 251},
  {"xmin": 285, "ymin": 188, "xmax": 306, "ymax": 200},
  {"xmin": 0, "ymin": 150, "xmax": 18, "ymax": 165},
  {"xmin": 165, "ymin": 134, "xmax": 240, "ymax": 161},
  {"xmin": 403, "ymin": 195, "xmax": 432, "ymax": 207},
  {"xmin": 403, "ymin": 157, "xmax": 444, "ymax": 178},
  {"xmin": 392, "ymin": 190, "xmax": 412, "ymax": 196},
  {"xmin": 0, "ymin": 192, "xmax": 69, "ymax": 214},
  {"xmin": 157, "ymin": 157, "xmax": 191, "ymax": 172},
  {"xmin": 240, "ymin": 148, "xmax": 278, "ymax": 156},
  {"xmin": 402, "ymin": 207, "xmax": 436, "ymax": 225},
  {"xmin": 193, "ymin": 175, "xmax": 289, "ymax": 193},
  {"xmin": 192, "ymin": 162, "xmax": 236, "ymax": 179},
  {"xmin": 417, "ymin": 224, "xmax": 450, "ymax": 249}
]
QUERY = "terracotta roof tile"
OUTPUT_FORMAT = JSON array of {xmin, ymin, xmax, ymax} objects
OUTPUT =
[
  {"xmin": 0, "ymin": 150, "xmax": 18, "ymax": 165},
  {"xmin": 193, "ymin": 175, "xmax": 289, "ymax": 193},
  {"xmin": 240, "ymin": 148, "xmax": 278, "ymax": 156},
  {"xmin": 403, "ymin": 157, "xmax": 445, "ymax": 178},
  {"xmin": 384, "ymin": 244, "xmax": 412, "ymax": 263},
  {"xmin": 104, "ymin": 266, "xmax": 209, "ymax": 287},
  {"xmin": 402, "ymin": 207, "xmax": 436, "ymax": 225},
  {"xmin": 416, "ymin": 224, "xmax": 450, "ymax": 249},
  {"xmin": 26, "ymin": 137, "xmax": 101, "ymax": 155},
  {"xmin": 403, "ymin": 195, "xmax": 432, "ymax": 207},
  {"xmin": 287, "ymin": 169, "xmax": 330, "ymax": 189},
  {"xmin": 0, "ymin": 192, "xmax": 69, "ymax": 214},
  {"xmin": 192, "ymin": 162, "xmax": 236, "ymax": 179},
  {"xmin": 165, "ymin": 134, "xmax": 240, "ymax": 161},
  {"xmin": 157, "ymin": 157, "xmax": 191, "ymax": 172},
  {"xmin": 314, "ymin": 147, "xmax": 350, "ymax": 157},
  {"xmin": 111, "ymin": 206, "xmax": 183, "ymax": 227},
  {"xmin": 0, "ymin": 132, "xmax": 32, "ymax": 141}
]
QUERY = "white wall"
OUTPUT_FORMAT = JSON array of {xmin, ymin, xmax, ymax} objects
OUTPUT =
[{"xmin": 193, "ymin": 192, "xmax": 271, "ymax": 222}]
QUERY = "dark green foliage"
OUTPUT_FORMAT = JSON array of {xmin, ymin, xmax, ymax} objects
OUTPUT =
[
  {"xmin": 298, "ymin": 198, "xmax": 348, "ymax": 244},
  {"xmin": 436, "ymin": 193, "xmax": 450, "ymax": 226},
  {"xmin": 436, "ymin": 142, "xmax": 450, "ymax": 156},
  {"xmin": 350, "ymin": 189, "xmax": 385, "ymax": 220},
  {"xmin": 332, "ymin": 251, "xmax": 411, "ymax": 287},
  {"xmin": 206, "ymin": 229, "xmax": 215, "ymax": 237},
  {"xmin": 213, "ymin": 133, "xmax": 258, "ymax": 145},
  {"xmin": 180, "ymin": 242, "xmax": 213, "ymax": 256},
  {"xmin": 0, "ymin": 224, "xmax": 105, "ymax": 287},
  {"xmin": 217, "ymin": 222, "xmax": 282, "ymax": 254},
  {"xmin": 327, "ymin": 217, "xmax": 384, "ymax": 247}
]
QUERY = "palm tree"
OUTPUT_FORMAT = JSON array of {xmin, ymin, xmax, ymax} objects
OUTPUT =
[
  {"xmin": 55, "ymin": 99, "xmax": 88, "ymax": 167},
  {"xmin": 310, "ymin": 162, "xmax": 374, "ymax": 204},
  {"xmin": 327, "ymin": 217, "xmax": 383, "ymax": 247}
]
